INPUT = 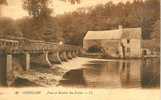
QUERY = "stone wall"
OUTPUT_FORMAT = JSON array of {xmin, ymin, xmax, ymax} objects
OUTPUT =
[
  {"xmin": 83, "ymin": 38, "xmax": 142, "ymax": 58},
  {"xmin": 83, "ymin": 39, "xmax": 122, "ymax": 58},
  {"xmin": 121, "ymin": 39, "xmax": 142, "ymax": 58}
]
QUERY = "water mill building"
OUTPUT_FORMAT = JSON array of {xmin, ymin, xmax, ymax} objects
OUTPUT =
[{"xmin": 83, "ymin": 26, "xmax": 142, "ymax": 58}]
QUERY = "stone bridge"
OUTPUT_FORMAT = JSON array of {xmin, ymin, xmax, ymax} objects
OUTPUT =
[{"xmin": 0, "ymin": 38, "xmax": 82, "ymax": 86}]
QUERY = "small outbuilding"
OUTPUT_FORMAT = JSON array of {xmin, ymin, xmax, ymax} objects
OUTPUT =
[
  {"xmin": 83, "ymin": 26, "xmax": 142, "ymax": 58},
  {"xmin": 142, "ymin": 40, "xmax": 160, "ymax": 57}
]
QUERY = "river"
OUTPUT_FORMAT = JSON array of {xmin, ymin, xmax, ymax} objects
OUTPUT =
[
  {"xmin": 13, "ymin": 57, "xmax": 160, "ymax": 89},
  {"xmin": 59, "ymin": 58, "xmax": 160, "ymax": 89}
]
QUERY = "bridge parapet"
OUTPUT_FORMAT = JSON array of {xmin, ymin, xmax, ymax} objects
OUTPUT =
[
  {"xmin": 0, "ymin": 38, "xmax": 83, "ymax": 86},
  {"xmin": 0, "ymin": 38, "xmax": 82, "ymax": 54}
]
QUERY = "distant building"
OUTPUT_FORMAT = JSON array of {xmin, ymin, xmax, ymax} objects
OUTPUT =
[
  {"xmin": 83, "ymin": 26, "xmax": 142, "ymax": 58},
  {"xmin": 142, "ymin": 40, "xmax": 160, "ymax": 57}
]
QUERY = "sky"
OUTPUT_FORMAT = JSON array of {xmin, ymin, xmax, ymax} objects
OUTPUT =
[{"xmin": 1, "ymin": 0, "xmax": 134, "ymax": 19}]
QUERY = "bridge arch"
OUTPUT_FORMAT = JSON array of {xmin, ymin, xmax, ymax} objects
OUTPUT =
[
  {"xmin": 59, "ymin": 51, "xmax": 68, "ymax": 62},
  {"xmin": 30, "ymin": 52, "xmax": 52, "ymax": 67},
  {"xmin": 87, "ymin": 45, "xmax": 103, "ymax": 53},
  {"xmin": 71, "ymin": 50, "xmax": 77, "ymax": 58},
  {"xmin": 48, "ymin": 51, "xmax": 62, "ymax": 64},
  {"xmin": 66, "ymin": 50, "xmax": 73, "ymax": 59}
]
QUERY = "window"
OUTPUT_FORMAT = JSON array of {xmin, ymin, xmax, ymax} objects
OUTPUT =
[
  {"xmin": 143, "ymin": 50, "xmax": 147, "ymax": 55},
  {"xmin": 127, "ymin": 39, "xmax": 130, "ymax": 44},
  {"xmin": 2, "ymin": 42, "xmax": 5, "ymax": 46},
  {"xmin": 116, "ymin": 51, "xmax": 119, "ymax": 54}
]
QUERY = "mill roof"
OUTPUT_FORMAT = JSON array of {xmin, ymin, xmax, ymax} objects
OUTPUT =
[
  {"xmin": 84, "ymin": 27, "xmax": 142, "ymax": 40},
  {"xmin": 122, "ymin": 28, "xmax": 142, "ymax": 39}
]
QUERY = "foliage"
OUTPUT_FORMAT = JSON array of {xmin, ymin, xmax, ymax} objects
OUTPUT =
[
  {"xmin": 62, "ymin": 0, "xmax": 80, "ymax": 4},
  {"xmin": 23, "ymin": 0, "xmax": 52, "ymax": 19},
  {"xmin": 150, "ymin": 19, "xmax": 160, "ymax": 49},
  {"xmin": 0, "ymin": 0, "xmax": 159, "ymax": 46},
  {"xmin": 21, "ymin": 0, "xmax": 63, "ymax": 42},
  {"xmin": 151, "ymin": 20, "xmax": 160, "ymax": 40},
  {"xmin": 0, "ymin": 17, "xmax": 22, "ymax": 38},
  {"xmin": 16, "ymin": 16, "xmax": 63, "ymax": 42},
  {"xmin": 0, "ymin": 0, "xmax": 7, "ymax": 5},
  {"xmin": 56, "ymin": 0, "xmax": 160, "ymax": 45}
]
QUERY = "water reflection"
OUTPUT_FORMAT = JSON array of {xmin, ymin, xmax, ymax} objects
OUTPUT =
[
  {"xmin": 59, "ymin": 58, "xmax": 160, "ymax": 88},
  {"xmin": 141, "ymin": 58, "xmax": 160, "ymax": 88}
]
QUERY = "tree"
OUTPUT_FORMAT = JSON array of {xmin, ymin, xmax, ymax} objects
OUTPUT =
[
  {"xmin": 23, "ymin": 0, "xmax": 52, "ymax": 19},
  {"xmin": 21, "ymin": 0, "xmax": 160, "ymax": 45},
  {"xmin": 151, "ymin": 20, "xmax": 160, "ymax": 40},
  {"xmin": 17, "ymin": 16, "xmax": 63, "ymax": 42},
  {"xmin": 64, "ymin": 0, "xmax": 80, "ymax": 4},
  {"xmin": 142, "ymin": 0, "xmax": 160, "ymax": 39},
  {"xmin": 0, "ymin": 17, "xmax": 22, "ymax": 38},
  {"xmin": 56, "ymin": 0, "xmax": 160, "ymax": 45},
  {"xmin": 22, "ymin": 0, "xmax": 82, "ymax": 18},
  {"xmin": 0, "ymin": 0, "xmax": 7, "ymax": 5},
  {"xmin": 149, "ymin": 19, "xmax": 160, "ymax": 50},
  {"xmin": 22, "ymin": 0, "xmax": 63, "ymax": 42},
  {"xmin": 0, "ymin": 0, "xmax": 7, "ymax": 15}
]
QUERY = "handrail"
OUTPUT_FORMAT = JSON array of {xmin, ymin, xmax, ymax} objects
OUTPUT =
[{"xmin": 0, "ymin": 38, "xmax": 81, "ymax": 53}]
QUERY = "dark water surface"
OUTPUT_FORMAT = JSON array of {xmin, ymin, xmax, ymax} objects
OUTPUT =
[{"xmin": 59, "ymin": 58, "xmax": 160, "ymax": 88}]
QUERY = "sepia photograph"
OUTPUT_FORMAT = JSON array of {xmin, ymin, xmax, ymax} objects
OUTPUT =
[{"xmin": 0, "ymin": 0, "xmax": 160, "ymax": 100}]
